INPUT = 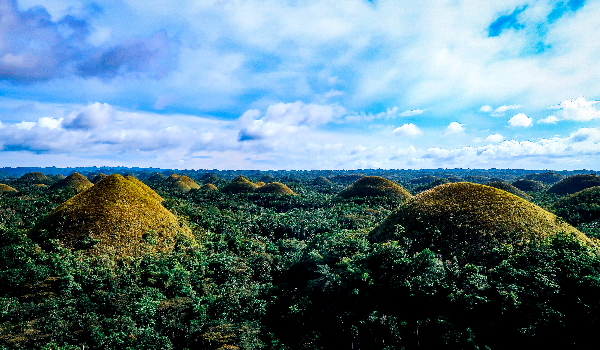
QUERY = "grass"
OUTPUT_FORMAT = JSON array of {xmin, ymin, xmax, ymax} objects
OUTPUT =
[
  {"xmin": 171, "ymin": 175, "xmax": 201, "ymax": 193},
  {"xmin": 200, "ymin": 183, "xmax": 218, "ymax": 191},
  {"xmin": 19, "ymin": 172, "xmax": 49, "ymax": 182},
  {"xmin": 91, "ymin": 173, "xmax": 108, "ymax": 184},
  {"xmin": 31, "ymin": 174, "xmax": 193, "ymax": 257},
  {"xmin": 339, "ymin": 176, "xmax": 412, "ymax": 200},
  {"xmin": 50, "ymin": 172, "xmax": 93, "ymax": 192},
  {"xmin": 547, "ymin": 174, "xmax": 600, "ymax": 195},
  {"xmin": 552, "ymin": 186, "xmax": 600, "ymax": 226},
  {"xmin": 221, "ymin": 176, "xmax": 258, "ymax": 194},
  {"xmin": 254, "ymin": 182, "xmax": 297, "ymax": 195},
  {"xmin": 512, "ymin": 179, "xmax": 545, "ymax": 192},
  {"xmin": 486, "ymin": 181, "xmax": 532, "ymax": 200},
  {"xmin": 370, "ymin": 182, "xmax": 592, "ymax": 266},
  {"xmin": 0, "ymin": 184, "xmax": 17, "ymax": 193}
]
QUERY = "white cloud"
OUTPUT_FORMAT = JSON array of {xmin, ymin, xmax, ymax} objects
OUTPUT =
[
  {"xmin": 485, "ymin": 134, "xmax": 504, "ymax": 143},
  {"xmin": 538, "ymin": 115, "xmax": 559, "ymax": 124},
  {"xmin": 399, "ymin": 109, "xmax": 426, "ymax": 117},
  {"xmin": 393, "ymin": 123, "xmax": 422, "ymax": 137},
  {"xmin": 444, "ymin": 121, "xmax": 464, "ymax": 135},
  {"xmin": 237, "ymin": 101, "xmax": 346, "ymax": 141},
  {"xmin": 494, "ymin": 104, "xmax": 521, "ymax": 113},
  {"xmin": 37, "ymin": 117, "xmax": 63, "ymax": 129},
  {"xmin": 509, "ymin": 113, "xmax": 532, "ymax": 127},
  {"xmin": 479, "ymin": 105, "xmax": 493, "ymax": 112},
  {"xmin": 551, "ymin": 96, "xmax": 600, "ymax": 121},
  {"xmin": 63, "ymin": 102, "xmax": 114, "ymax": 130}
]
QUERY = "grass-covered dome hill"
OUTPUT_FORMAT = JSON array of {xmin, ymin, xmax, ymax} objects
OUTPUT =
[
  {"xmin": 486, "ymin": 181, "xmax": 531, "ymax": 200},
  {"xmin": 552, "ymin": 186, "xmax": 600, "ymax": 226},
  {"xmin": 19, "ymin": 172, "xmax": 49, "ymax": 182},
  {"xmin": 221, "ymin": 176, "xmax": 258, "ymax": 194},
  {"xmin": 370, "ymin": 182, "xmax": 590, "ymax": 266},
  {"xmin": 91, "ymin": 173, "xmax": 108, "ymax": 184},
  {"xmin": 30, "ymin": 174, "xmax": 193, "ymax": 257},
  {"xmin": 50, "ymin": 172, "xmax": 93, "ymax": 192},
  {"xmin": 547, "ymin": 174, "xmax": 600, "ymax": 195},
  {"xmin": 339, "ymin": 176, "xmax": 412, "ymax": 200},
  {"xmin": 254, "ymin": 182, "xmax": 296, "ymax": 195},
  {"xmin": 200, "ymin": 183, "xmax": 218, "ymax": 191},
  {"xmin": 512, "ymin": 179, "xmax": 545, "ymax": 192},
  {"xmin": 0, "ymin": 184, "xmax": 17, "ymax": 193}
]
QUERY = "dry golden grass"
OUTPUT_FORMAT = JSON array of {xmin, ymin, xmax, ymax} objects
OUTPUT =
[
  {"xmin": 486, "ymin": 181, "xmax": 532, "ymax": 200},
  {"xmin": 31, "ymin": 174, "xmax": 192, "ymax": 257},
  {"xmin": 0, "ymin": 184, "xmax": 17, "ymax": 193},
  {"xmin": 125, "ymin": 176, "xmax": 164, "ymax": 202},
  {"xmin": 50, "ymin": 173, "xmax": 93, "ymax": 192},
  {"xmin": 339, "ymin": 176, "xmax": 412, "ymax": 200},
  {"xmin": 370, "ymin": 182, "xmax": 592, "ymax": 265},
  {"xmin": 200, "ymin": 183, "xmax": 218, "ymax": 191},
  {"xmin": 221, "ymin": 176, "xmax": 258, "ymax": 194},
  {"xmin": 164, "ymin": 174, "xmax": 200, "ymax": 193},
  {"xmin": 166, "ymin": 174, "xmax": 180, "ymax": 183},
  {"xmin": 254, "ymin": 182, "xmax": 297, "ymax": 195},
  {"xmin": 33, "ymin": 184, "xmax": 47, "ymax": 188}
]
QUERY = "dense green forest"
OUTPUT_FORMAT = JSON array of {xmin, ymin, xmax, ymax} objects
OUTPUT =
[{"xmin": 2, "ymin": 168, "xmax": 600, "ymax": 349}]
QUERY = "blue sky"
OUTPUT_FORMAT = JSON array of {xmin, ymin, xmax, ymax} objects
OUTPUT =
[{"xmin": 1, "ymin": 0, "xmax": 600, "ymax": 170}]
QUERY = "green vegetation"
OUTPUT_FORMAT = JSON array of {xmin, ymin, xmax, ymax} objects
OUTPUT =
[
  {"xmin": 512, "ymin": 178, "xmax": 545, "ymax": 192},
  {"xmin": 547, "ymin": 174, "xmax": 600, "ymax": 195},
  {"xmin": 2, "ymin": 169, "xmax": 600, "ymax": 349}
]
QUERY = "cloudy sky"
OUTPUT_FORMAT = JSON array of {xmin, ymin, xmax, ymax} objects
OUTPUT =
[{"xmin": 1, "ymin": 0, "xmax": 600, "ymax": 170}]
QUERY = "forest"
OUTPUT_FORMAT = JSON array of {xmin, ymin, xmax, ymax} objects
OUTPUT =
[{"xmin": 2, "ymin": 168, "xmax": 600, "ymax": 349}]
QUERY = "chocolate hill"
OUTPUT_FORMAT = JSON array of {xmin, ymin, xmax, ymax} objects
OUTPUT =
[
  {"xmin": 370, "ymin": 182, "xmax": 590, "ymax": 266},
  {"xmin": 512, "ymin": 179, "xmax": 545, "ymax": 192},
  {"xmin": 31, "ymin": 174, "xmax": 192, "ymax": 257},
  {"xmin": 486, "ymin": 181, "xmax": 531, "ymax": 200},
  {"xmin": 200, "ymin": 183, "xmax": 218, "ymax": 191},
  {"xmin": 91, "ymin": 173, "xmax": 108, "ymax": 184},
  {"xmin": 50, "ymin": 173, "xmax": 93, "ymax": 192},
  {"xmin": 254, "ymin": 182, "xmax": 296, "ymax": 195},
  {"xmin": 552, "ymin": 186, "xmax": 600, "ymax": 226},
  {"xmin": 547, "ymin": 174, "xmax": 600, "ymax": 195},
  {"xmin": 19, "ymin": 172, "xmax": 49, "ymax": 182},
  {"xmin": 221, "ymin": 176, "xmax": 258, "ymax": 194},
  {"xmin": 339, "ymin": 176, "xmax": 412, "ymax": 200},
  {"xmin": 0, "ymin": 184, "xmax": 17, "ymax": 193}
]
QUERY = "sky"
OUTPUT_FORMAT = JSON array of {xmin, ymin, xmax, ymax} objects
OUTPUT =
[{"xmin": 1, "ymin": 0, "xmax": 600, "ymax": 170}]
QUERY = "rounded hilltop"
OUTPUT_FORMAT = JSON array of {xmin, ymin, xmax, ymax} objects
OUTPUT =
[
  {"xmin": 166, "ymin": 174, "xmax": 200, "ymax": 193},
  {"xmin": 547, "ymin": 174, "xmax": 600, "ymax": 195},
  {"xmin": 339, "ymin": 176, "xmax": 412, "ymax": 200},
  {"xmin": 19, "ymin": 172, "xmax": 49, "ymax": 182},
  {"xmin": 512, "ymin": 179, "xmax": 545, "ymax": 192},
  {"xmin": 486, "ymin": 181, "xmax": 531, "ymax": 200},
  {"xmin": 221, "ymin": 175, "xmax": 258, "ymax": 194},
  {"xmin": 0, "ymin": 184, "xmax": 17, "ymax": 193},
  {"xmin": 31, "ymin": 174, "xmax": 193, "ymax": 257},
  {"xmin": 254, "ymin": 182, "xmax": 296, "ymax": 195},
  {"xmin": 200, "ymin": 183, "xmax": 218, "ymax": 191},
  {"xmin": 50, "ymin": 172, "xmax": 93, "ymax": 193},
  {"xmin": 91, "ymin": 173, "xmax": 108, "ymax": 184},
  {"xmin": 552, "ymin": 186, "xmax": 600, "ymax": 226},
  {"xmin": 370, "ymin": 182, "xmax": 591, "ymax": 266}
]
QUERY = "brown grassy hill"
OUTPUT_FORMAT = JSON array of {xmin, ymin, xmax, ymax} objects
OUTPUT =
[
  {"xmin": 370, "ymin": 182, "xmax": 590, "ymax": 266},
  {"xmin": 547, "ymin": 174, "xmax": 600, "ymax": 196},
  {"xmin": 254, "ymin": 182, "xmax": 297, "ymax": 195},
  {"xmin": 486, "ymin": 181, "xmax": 531, "ymax": 200},
  {"xmin": 20, "ymin": 172, "xmax": 49, "ymax": 182},
  {"xmin": 166, "ymin": 174, "xmax": 180, "ymax": 183},
  {"xmin": 0, "ymin": 184, "xmax": 17, "ymax": 193},
  {"xmin": 221, "ymin": 176, "xmax": 258, "ymax": 194},
  {"xmin": 172, "ymin": 176, "xmax": 201, "ymax": 193},
  {"xmin": 200, "ymin": 183, "xmax": 218, "ymax": 191},
  {"xmin": 339, "ymin": 176, "xmax": 412, "ymax": 200},
  {"xmin": 50, "ymin": 172, "xmax": 94, "ymax": 192},
  {"xmin": 91, "ymin": 173, "xmax": 108, "ymax": 184},
  {"xmin": 31, "ymin": 174, "xmax": 192, "ymax": 257},
  {"xmin": 512, "ymin": 179, "xmax": 545, "ymax": 192},
  {"xmin": 125, "ymin": 176, "xmax": 164, "ymax": 202}
]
